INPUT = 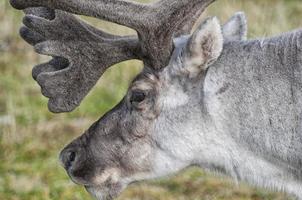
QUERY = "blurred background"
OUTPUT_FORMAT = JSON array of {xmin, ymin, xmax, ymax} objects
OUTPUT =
[{"xmin": 1, "ymin": 0, "xmax": 302, "ymax": 199}]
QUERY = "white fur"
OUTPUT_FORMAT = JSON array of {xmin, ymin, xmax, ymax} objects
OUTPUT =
[
  {"xmin": 222, "ymin": 12, "xmax": 247, "ymax": 41},
  {"xmin": 185, "ymin": 17, "xmax": 223, "ymax": 75}
]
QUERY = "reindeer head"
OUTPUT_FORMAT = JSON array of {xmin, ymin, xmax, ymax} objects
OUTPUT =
[{"xmin": 11, "ymin": 0, "xmax": 247, "ymax": 199}]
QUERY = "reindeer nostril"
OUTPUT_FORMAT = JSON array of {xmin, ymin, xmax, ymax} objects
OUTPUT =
[
  {"xmin": 60, "ymin": 150, "xmax": 77, "ymax": 170},
  {"xmin": 69, "ymin": 151, "xmax": 76, "ymax": 163}
]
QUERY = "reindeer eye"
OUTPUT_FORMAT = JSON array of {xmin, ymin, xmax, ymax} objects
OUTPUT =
[{"xmin": 130, "ymin": 90, "xmax": 146, "ymax": 104}]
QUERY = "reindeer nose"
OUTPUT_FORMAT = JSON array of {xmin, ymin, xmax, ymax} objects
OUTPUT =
[{"xmin": 59, "ymin": 149, "xmax": 77, "ymax": 170}]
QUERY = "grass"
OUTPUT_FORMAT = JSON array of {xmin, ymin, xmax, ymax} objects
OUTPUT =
[{"xmin": 1, "ymin": 0, "xmax": 302, "ymax": 199}]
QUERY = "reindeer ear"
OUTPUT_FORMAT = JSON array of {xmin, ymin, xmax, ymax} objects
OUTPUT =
[
  {"xmin": 183, "ymin": 17, "xmax": 223, "ymax": 75},
  {"xmin": 222, "ymin": 12, "xmax": 247, "ymax": 41}
]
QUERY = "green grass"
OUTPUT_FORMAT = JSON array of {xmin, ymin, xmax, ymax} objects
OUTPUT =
[{"xmin": 1, "ymin": 0, "xmax": 302, "ymax": 199}]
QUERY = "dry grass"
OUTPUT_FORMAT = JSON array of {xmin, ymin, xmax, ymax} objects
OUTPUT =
[{"xmin": 1, "ymin": 0, "xmax": 302, "ymax": 199}]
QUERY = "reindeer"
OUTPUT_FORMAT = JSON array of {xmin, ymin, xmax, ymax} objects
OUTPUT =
[{"xmin": 10, "ymin": 0, "xmax": 302, "ymax": 199}]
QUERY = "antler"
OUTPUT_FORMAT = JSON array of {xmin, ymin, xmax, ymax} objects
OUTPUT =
[
  {"xmin": 11, "ymin": 0, "xmax": 216, "ymax": 112},
  {"xmin": 20, "ymin": 8, "xmax": 140, "ymax": 112},
  {"xmin": 11, "ymin": 0, "xmax": 215, "ymax": 68}
]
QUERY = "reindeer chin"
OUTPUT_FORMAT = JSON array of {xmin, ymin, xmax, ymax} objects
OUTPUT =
[{"xmin": 85, "ymin": 183, "xmax": 124, "ymax": 200}]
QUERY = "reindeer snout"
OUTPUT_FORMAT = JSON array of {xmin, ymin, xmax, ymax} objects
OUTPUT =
[{"xmin": 59, "ymin": 148, "xmax": 77, "ymax": 170}]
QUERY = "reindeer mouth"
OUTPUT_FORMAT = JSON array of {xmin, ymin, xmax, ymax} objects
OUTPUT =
[
  {"xmin": 68, "ymin": 168, "xmax": 124, "ymax": 200},
  {"xmin": 85, "ymin": 185, "xmax": 111, "ymax": 200},
  {"xmin": 62, "ymin": 174, "xmax": 122, "ymax": 200},
  {"xmin": 66, "ymin": 172, "xmax": 93, "ymax": 186},
  {"xmin": 85, "ymin": 182, "xmax": 124, "ymax": 200},
  {"xmin": 85, "ymin": 185, "xmax": 112, "ymax": 200}
]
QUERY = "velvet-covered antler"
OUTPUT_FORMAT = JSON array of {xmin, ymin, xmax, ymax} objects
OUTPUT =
[
  {"xmin": 20, "ymin": 8, "xmax": 140, "ymax": 112},
  {"xmin": 11, "ymin": 0, "xmax": 216, "ymax": 112},
  {"xmin": 11, "ymin": 0, "xmax": 215, "ymax": 68}
]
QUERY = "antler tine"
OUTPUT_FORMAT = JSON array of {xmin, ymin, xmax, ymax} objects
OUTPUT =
[
  {"xmin": 174, "ymin": 9, "xmax": 204, "ymax": 37},
  {"xmin": 20, "ymin": 8, "xmax": 141, "ymax": 112},
  {"xmin": 154, "ymin": 0, "xmax": 215, "ymax": 30},
  {"xmin": 11, "ymin": 0, "xmax": 149, "ymax": 31},
  {"xmin": 11, "ymin": 0, "xmax": 216, "ymax": 68}
]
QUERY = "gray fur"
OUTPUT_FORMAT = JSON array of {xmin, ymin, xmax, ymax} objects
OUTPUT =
[
  {"xmin": 206, "ymin": 29, "xmax": 302, "ymax": 185},
  {"xmin": 157, "ymin": 24, "xmax": 302, "ymax": 199},
  {"xmin": 222, "ymin": 11, "xmax": 247, "ymax": 41}
]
